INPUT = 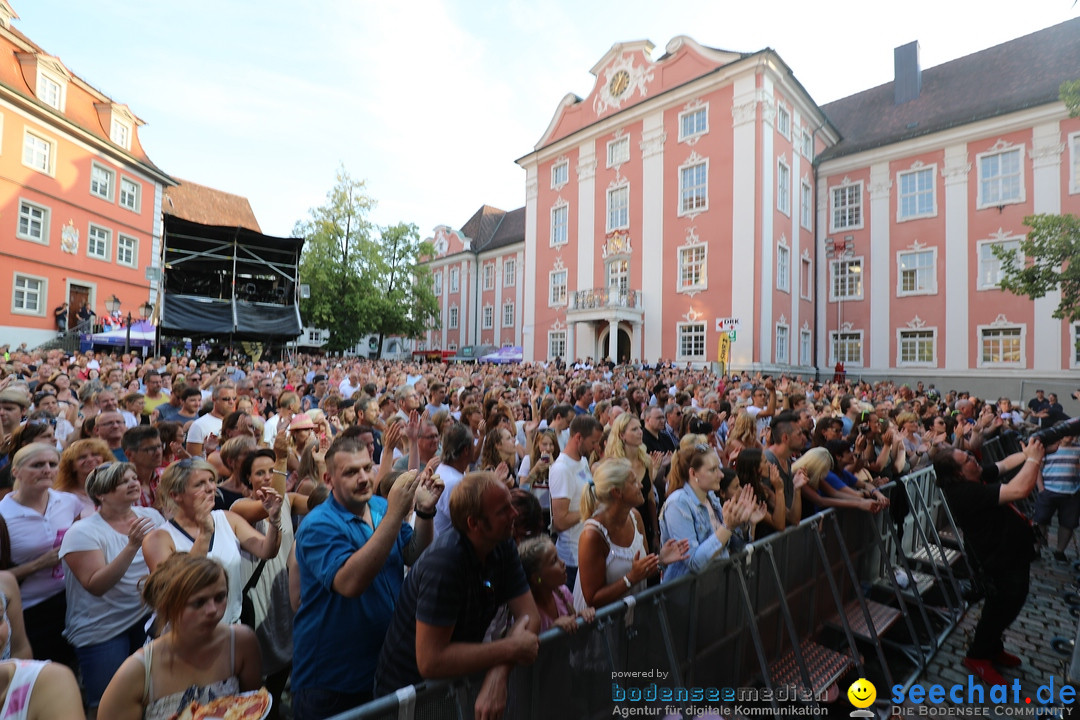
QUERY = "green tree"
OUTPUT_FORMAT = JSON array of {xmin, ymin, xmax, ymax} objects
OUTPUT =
[
  {"xmin": 994, "ymin": 213, "xmax": 1080, "ymax": 322},
  {"xmin": 1062, "ymin": 78, "xmax": 1080, "ymax": 117},
  {"xmin": 367, "ymin": 222, "xmax": 441, "ymax": 358},
  {"xmin": 296, "ymin": 167, "xmax": 377, "ymax": 352}
]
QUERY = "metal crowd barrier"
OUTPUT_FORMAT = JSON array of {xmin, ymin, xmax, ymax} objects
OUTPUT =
[{"xmin": 330, "ymin": 467, "xmax": 974, "ymax": 720}]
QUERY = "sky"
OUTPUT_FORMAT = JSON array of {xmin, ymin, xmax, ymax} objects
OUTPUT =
[{"xmin": 20, "ymin": 0, "xmax": 1079, "ymax": 240}]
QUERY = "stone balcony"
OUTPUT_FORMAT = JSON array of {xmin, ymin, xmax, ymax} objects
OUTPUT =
[{"xmin": 566, "ymin": 287, "xmax": 644, "ymax": 323}]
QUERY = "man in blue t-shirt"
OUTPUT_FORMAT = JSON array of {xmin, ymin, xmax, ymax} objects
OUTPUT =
[{"xmin": 292, "ymin": 437, "xmax": 442, "ymax": 720}]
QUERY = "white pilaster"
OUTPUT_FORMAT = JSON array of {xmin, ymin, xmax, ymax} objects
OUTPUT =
[
  {"xmin": 515, "ymin": 249, "xmax": 525, "ymax": 347},
  {"xmin": 789, "ymin": 113, "xmax": 802, "ymax": 361},
  {"xmin": 816, "ymin": 183, "xmax": 829, "ymax": 367},
  {"xmin": 759, "ymin": 79, "xmax": 775, "ymax": 365},
  {"xmin": 523, "ymin": 169, "xmax": 538, "ymax": 360},
  {"xmin": 494, "ymin": 257, "xmax": 503, "ymax": 346},
  {"xmin": 868, "ymin": 162, "xmax": 891, "ymax": 370},
  {"xmin": 1031, "ymin": 121, "xmax": 1063, "ymax": 370},
  {"xmin": 730, "ymin": 77, "xmax": 758, "ymax": 369},
  {"xmin": 942, "ymin": 144, "xmax": 970, "ymax": 370},
  {"xmin": 576, "ymin": 141, "xmax": 597, "ymax": 361},
  {"xmin": 641, "ymin": 111, "xmax": 666, "ymax": 364}
]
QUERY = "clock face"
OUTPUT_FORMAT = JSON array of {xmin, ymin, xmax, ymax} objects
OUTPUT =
[{"xmin": 609, "ymin": 70, "xmax": 630, "ymax": 98}]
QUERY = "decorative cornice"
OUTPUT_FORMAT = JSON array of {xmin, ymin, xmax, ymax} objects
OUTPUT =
[
  {"xmin": 526, "ymin": 175, "xmax": 539, "ymax": 200},
  {"xmin": 906, "ymin": 315, "xmax": 927, "ymax": 329},
  {"xmin": 577, "ymin": 159, "xmax": 597, "ymax": 182},
  {"xmin": 986, "ymin": 138, "xmax": 1015, "ymax": 153},
  {"xmin": 839, "ymin": 321, "xmax": 854, "ymax": 333},
  {"xmin": 680, "ymin": 226, "xmax": 703, "ymax": 248},
  {"xmin": 639, "ymin": 129, "xmax": 667, "ymax": 159},
  {"xmin": 552, "ymin": 256, "xmax": 566, "ymax": 272},
  {"xmin": 869, "ymin": 180, "xmax": 892, "ymax": 198},
  {"xmin": 731, "ymin": 101, "xmax": 756, "ymax": 127},
  {"xmin": 682, "ymin": 308, "xmax": 704, "ymax": 322},
  {"xmin": 602, "ymin": 232, "xmax": 632, "ymax": 259},
  {"xmin": 989, "ymin": 313, "xmax": 1012, "ymax": 328},
  {"xmin": 778, "ymin": 314, "xmax": 788, "ymax": 326}
]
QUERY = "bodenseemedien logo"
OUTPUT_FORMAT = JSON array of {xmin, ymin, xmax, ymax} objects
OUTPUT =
[{"xmin": 889, "ymin": 676, "xmax": 1075, "ymax": 716}]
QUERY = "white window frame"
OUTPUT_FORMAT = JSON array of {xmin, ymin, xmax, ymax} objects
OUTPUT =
[
  {"xmin": 897, "ymin": 328, "xmax": 937, "ymax": 368},
  {"xmin": 776, "ymin": 242, "xmax": 790, "ymax": 293},
  {"xmin": 119, "ymin": 176, "xmax": 141, "ymax": 212},
  {"xmin": 502, "ymin": 301, "xmax": 514, "ymax": 328},
  {"xmin": 12, "ymin": 272, "xmax": 46, "ymax": 316},
  {"xmin": 799, "ymin": 255, "xmax": 813, "ymax": 301},
  {"xmin": 503, "ymin": 258, "xmax": 516, "ymax": 287},
  {"xmin": 775, "ymin": 323, "xmax": 790, "ymax": 364},
  {"xmin": 800, "ymin": 180, "xmax": 812, "ymax": 230},
  {"xmin": 550, "ymin": 202, "xmax": 568, "ymax": 246},
  {"xmin": 799, "ymin": 328, "xmax": 812, "ymax": 366},
  {"xmin": 551, "ymin": 160, "xmax": 569, "ymax": 189},
  {"xmin": 829, "ymin": 330, "xmax": 864, "ymax": 366},
  {"xmin": 548, "ymin": 330, "xmax": 567, "ymax": 360},
  {"xmin": 87, "ymin": 224, "xmax": 111, "ymax": 261},
  {"xmin": 777, "ymin": 158, "xmax": 790, "ymax": 215},
  {"xmin": 482, "ymin": 262, "xmax": 495, "ymax": 291},
  {"xmin": 896, "ymin": 247, "xmax": 937, "ymax": 296},
  {"xmin": 678, "ymin": 158, "xmax": 708, "ymax": 216},
  {"xmin": 1070, "ymin": 132, "xmax": 1080, "ymax": 195},
  {"xmin": 22, "ymin": 129, "xmax": 55, "ymax": 176},
  {"xmin": 449, "ymin": 267, "xmax": 460, "ymax": 293},
  {"xmin": 549, "ymin": 269, "xmax": 568, "ymax": 307},
  {"xmin": 976, "ymin": 145, "xmax": 1025, "ymax": 209},
  {"xmin": 606, "ymin": 135, "xmax": 629, "ymax": 168},
  {"xmin": 976, "ymin": 237, "xmax": 1022, "ymax": 290},
  {"xmin": 677, "ymin": 243, "xmax": 707, "ymax": 293},
  {"xmin": 482, "ymin": 305, "xmax": 494, "ymax": 330},
  {"xmin": 676, "ymin": 322, "xmax": 707, "ymax": 363},
  {"xmin": 16, "ymin": 199, "xmax": 49, "ymax": 244},
  {"xmin": 800, "ymin": 129, "xmax": 812, "ymax": 159},
  {"xmin": 448, "ymin": 306, "xmax": 459, "ymax": 330},
  {"xmin": 678, "ymin": 105, "xmax": 708, "ymax": 143},
  {"xmin": 607, "ymin": 184, "xmax": 629, "ymax": 231},
  {"xmin": 117, "ymin": 234, "xmax": 138, "ymax": 268},
  {"xmin": 977, "ymin": 324, "xmax": 1025, "ymax": 368},
  {"xmin": 1071, "ymin": 322, "xmax": 1080, "ymax": 369},
  {"xmin": 432, "ymin": 270, "xmax": 442, "ymax": 296},
  {"xmin": 776, "ymin": 103, "xmax": 791, "ymax": 140},
  {"xmin": 606, "ymin": 258, "xmax": 629, "ymax": 294},
  {"xmin": 896, "ymin": 165, "xmax": 937, "ymax": 221},
  {"xmin": 90, "ymin": 162, "xmax": 115, "ymax": 201},
  {"xmin": 110, "ymin": 117, "xmax": 132, "ymax": 150},
  {"xmin": 830, "ymin": 181, "xmax": 863, "ymax": 232},
  {"xmin": 829, "ymin": 257, "xmax": 864, "ymax": 301},
  {"xmin": 37, "ymin": 68, "xmax": 65, "ymax": 111}
]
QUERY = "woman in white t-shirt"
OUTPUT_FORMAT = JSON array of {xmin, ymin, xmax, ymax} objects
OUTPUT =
[{"xmin": 60, "ymin": 462, "xmax": 164, "ymax": 718}]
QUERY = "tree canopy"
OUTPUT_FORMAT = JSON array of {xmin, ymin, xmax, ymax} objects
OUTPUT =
[{"xmin": 994, "ymin": 213, "xmax": 1080, "ymax": 323}]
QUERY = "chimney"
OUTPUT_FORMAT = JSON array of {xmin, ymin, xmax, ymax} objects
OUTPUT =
[{"xmin": 894, "ymin": 41, "xmax": 921, "ymax": 105}]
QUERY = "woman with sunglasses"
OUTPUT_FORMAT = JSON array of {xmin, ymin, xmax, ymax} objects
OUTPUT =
[{"xmin": 59, "ymin": 463, "xmax": 163, "ymax": 718}]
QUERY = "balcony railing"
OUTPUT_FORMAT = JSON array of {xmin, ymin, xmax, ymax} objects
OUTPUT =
[{"xmin": 569, "ymin": 287, "xmax": 641, "ymax": 311}]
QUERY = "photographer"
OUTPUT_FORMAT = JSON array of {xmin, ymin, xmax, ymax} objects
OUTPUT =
[{"xmin": 931, "ymin": 437, "xmax": 1045, "ymax": 686}]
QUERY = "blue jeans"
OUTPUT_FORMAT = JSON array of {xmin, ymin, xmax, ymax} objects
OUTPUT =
[
  {"xmin": 293, "ymin": 688, "xmax": 373, "ymax": 720},
  {"xmin": 74, "ymin": 619, "xmax": 148, "ymax": 707}
]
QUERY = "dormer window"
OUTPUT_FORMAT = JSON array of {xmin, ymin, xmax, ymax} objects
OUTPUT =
[
  {"xmin": 111, "ymin": 117, "xmax": 131, "ymax": 150},
  {"xmin": 18, "ymin": 55, "xmax": 71, "ymax": 112},
  {"xmin": 38, "ymin": 72, "xmax": 62, "ymax": 110}
]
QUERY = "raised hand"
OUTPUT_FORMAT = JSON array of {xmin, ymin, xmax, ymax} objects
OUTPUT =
[
  {"xmin": 659, "ymin": 538, "xmax": 690, "ymax": 565},
  {"xmin": 386, "ymin": 469, "xmax": 422, "ymax": 521},
  {"xmin": 628, "ymin": 550, "xmax": 659, "ymax": 585},
  {"xmin": 506, "ymin": 614, "xmax": 539, "ymax": 665},
  {"xmin": 126, "ymin": 516, "xmax": 157, "ymax": 549},
  {"xmin": 494, "ymin": 462, "xmax": 511, "ymax": 488},
  {"xmin": 255, "ymin": 486, "xmax": 284, "ymax": 522}
]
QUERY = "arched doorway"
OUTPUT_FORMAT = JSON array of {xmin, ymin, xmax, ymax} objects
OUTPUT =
[{"xmin": 597, "ymin": 326, "xmax": 632, "ymax": 365}]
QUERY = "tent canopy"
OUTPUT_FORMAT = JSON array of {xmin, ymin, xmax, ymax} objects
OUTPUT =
[
  {"xmin": 85, "ymin": 320, "xmax": 156, "ymax": 347},
  {"xmin": 480, "ymin": 346, "xmax": 523, "ymax": 364}
]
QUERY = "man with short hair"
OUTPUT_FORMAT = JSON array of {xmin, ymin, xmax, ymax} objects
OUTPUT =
[
  {"xmin": 663, "ymin": 403, "xmax": 683, "ymax": 447},
  {"xmin": 549, "ymin": 414, "xmax": 603, "ymax": 589},
  {"xmin": 302, "ymin": 374, "xmax": 328, "ymax": 412},
  {"xmin": 545, "ymin": 404, "xmax": 574, "ymax": 450},
  {"xmin": 293, "ymin": 437, "xmax": 441, "ymax": 719},
  {"xmin": 393, "ymin": 384, "xmax": 420, "ymax": 423},
  {"xmin": 263, "ymin": 391, "xmax": 300, "ymax": 444},
  {"xmin": 121, "ymin": 425, "xmax": 163, "ymax": 507},
  {"xmin": 425, "ymin": 382, "xmax": 449, "ymax": 417},
  {"xmin": 375, "ymin": 472, "xmax": 540, "ymax": 716},
  {"xmin": 0, "ymin": 388, "xmax": 29, "ymax": 444},
  {"xmin": 141, "ymin": 371, "xmax": 170, "ymax": 421},
  {"xmin": 338, "ymin": 370, "xmax": 362, "ymax": 400},
  {"xmin": 1027, "ymin": 389, "xmax": 1051, "ymax": 429},
  {"xmin": 745, "ymin": 378, "xmax": 777, "ymax": 439},
  {"xmin": 94, "ymin": 410, "xmax": 128, "ymax": 461},
  {"xmin": 95, "ymin": 389, "xmax": 119, "ymax": 414},
  {"xmin": 394, "ymin": 420, "xmax": 440, "ymax": 472},
  {"xmin": 765, "ymin": 412, "xmax": 806, "ymax": 525},
  {"xmin": 572, "ymin": 383, "xmax": 592, "ymax": 416},
  {"xmin": 185, "ymin": 383, "xmax": 236, "ymax": 457}
]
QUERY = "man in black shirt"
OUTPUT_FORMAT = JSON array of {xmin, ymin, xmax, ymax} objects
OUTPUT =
[{"xmin": 931, "ymin": 437, "xmax": 1045, "ymax": 686}]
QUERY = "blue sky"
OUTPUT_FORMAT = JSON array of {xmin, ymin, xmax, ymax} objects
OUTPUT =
[{"xmin": 20, "ymin": 0, "xmax": 1078, "ymax": 239}]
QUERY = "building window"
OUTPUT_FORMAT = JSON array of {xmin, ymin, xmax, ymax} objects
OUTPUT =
[
  {"xmin": 977, "ymin": 146, "xmax": 1023, "ymax": 207},
  {"xmin": 548, "ymin": 330, "xmax": 567, "ymax": 360},
  {"xmin": 551, "ymin": 204, "xmax": 568, "ymax": 246},
  {"xmin": 776, "ymin": 243, "xmax": 790, "ymax": 293},
  {"xmin": 551, "ymin": 160, "xmax": 568, "ymax": 188},
  {"xmin": 830, "ymin": 258, "xmax": 863, "ymax": 301},
  {"xmin": 976, "ymin": 238, "xmax": 1021, "ymax": 289},
  {"xmin": 830, "ymin": 331, "xmax": 863, "ymax": 365},
  {"xmin": 449, "ymin": 267, "xmax": 460, "ymax": 293},
  {"xmin": 448, "ymin": 306, "xmax": 459, "ymax": 329},
  {"xmin": 897, "ymin": 166, "xmax": 935, "ymax": 220},
  {"xmin": 37, "ymin": 69, "xmax": 65, "ymax": 111},
  {"xmin": 17, "ymin": 200, "xmax": 49, "ymax": 244},
  {"xmin": 800, "ymin": 256, "xmax": 812, "ymax": 301},
  {"xmin": 800, "ymin": 180, "xmax": 812, "ymax": 229},
  {"xmin": 607, "ymin": 258, "xmax": 629, "ymax": 293},
  {"xmin": 448, "ymin": 343, "xmax": 458, "ymax": 352},
  {"xmin": 482, "ymin": 306, "xmax": 494, "ymax": 329},
  {"xmin": 1070, "ymin": 133, "xmax": 1080, "ymax": 194},
  {"xmin": 679, "ymin": 106, "xmax": 707, "ymax": 142},
  {"xmin": 799, "ymin": 328, "xmax": 812, "ymax": 366},
  {"xmin": 483, "ymin": 263, "xmax": 494, "ymax": 291},
  {"xmin": 90, "ymin": 163, "xmax": 115, "ymax": 201},
  {"xmin": 776, "ymin": 103, "xmax": 790, "ymax": 139},
  {"xmin": 777, "ymin": 159, "xmax": 790, "ymax": 215},
  {"xmin": 549, "ymin": 269, "xmax": 567, "ymax": 306},
  {"xmin": 87, "ymin": 224, "xmax": 110, "ymax": 260},
  {"xmin": 607, "ymin": 136, "xmax": 629, "ymax": 167},
  {"xmin": 502, "ymin": 302, "xmax": 514, "ymax": 328},
  {"xmin": 22, "ymin": 130, "xmax": 54, "ymax": 175},
  {"xmin": 898, "ymin": 329, "xmax": 936, "ymax": 366},
  {"xmin": 678, "ymin": 244, "xmax": 707, "ymax": 292},
  {"xmin": 830, "ymin": 182, "xmax": 862, "ymax": 231},
  {"xmin": 119, "ymin": 177, "xmax": 140, "ymax": 212},
  {"xmin": 432, "ymin": 271, "xmax": 442, "ymax": 296},
  {"xmin": 775, "ymin": 324, "xmax": 789, "ymax": 364},
  {"xmin": 110, "ymin": 118, "xmax": 131, "ymax": 150},
  {"xmin": 800, "ymin": 129, "xmax": 812, "ymax": 159},
  {"xmin": 979, "ymin": 326, "xmax": 1024, "ymax": 366},
  {"xmin": 1073, "ymin": 323, "xmax": 1080, "ymax": 367},
  {"xmin": 12, "ymin": 273, "xmax": 44, "ymax": 315},
  {"xmin": 897, "ymin": 248, "xmax": 936, "ymax": 295},
  {"xmin": 679, "ymin": 161, "xmax": 708, "ymax": 215},
  {"xmin": 677, "ymin": 322, "xmax": 706, "ymax": 361},
  {"xmin": 607, "ymin": 185, "xmax": 629, "ymax": 231},
  {"xmin": 117, "ymin": 235, "xmax": 137, "ymax": 267},
  {"xmin": 503, "ymin": 259, "xmax": 516, "ymax": 287}
]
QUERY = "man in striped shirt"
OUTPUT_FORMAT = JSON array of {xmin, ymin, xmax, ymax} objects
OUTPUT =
[{"xmin": 1034, "ymin": 435, "xmax": 1080, "ymax": 562}]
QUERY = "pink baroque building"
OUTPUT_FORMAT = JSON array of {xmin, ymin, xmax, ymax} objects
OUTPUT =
[
  {"xmin": 421, "ymin": 205, "xmax": 525, "ymax": 355},
  {"xmin": 515, "ymin": 37, "xmax": 833, "ymax": 369}
]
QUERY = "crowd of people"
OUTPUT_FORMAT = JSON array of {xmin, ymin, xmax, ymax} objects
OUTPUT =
[{"xmin": 0, "ymin": 344, "xmax": 1075, "ymax": 718}]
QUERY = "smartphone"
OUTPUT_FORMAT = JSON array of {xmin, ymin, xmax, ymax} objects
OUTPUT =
[{"xmin": 540, "ymin": 453, "xmax": 552, "ymax": 463}]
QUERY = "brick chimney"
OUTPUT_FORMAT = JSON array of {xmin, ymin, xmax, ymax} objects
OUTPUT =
[{"xmin": 894, "ymin": 41, "xmax": 921, "ymax": 105}]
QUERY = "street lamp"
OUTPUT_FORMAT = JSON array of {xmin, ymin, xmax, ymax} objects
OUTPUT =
[
  {"xmin": 825, "ymin": 237, "xmax": 857, "ymax": 365},
  {"xmin": 102, "ymin": 296, "xmax": 154, "ymax": 354}
]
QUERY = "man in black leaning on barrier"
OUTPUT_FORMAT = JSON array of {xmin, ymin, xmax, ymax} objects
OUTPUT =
[{"xmin": 931, "ymin": 436, "xmax": 1045, "ymax": 687}]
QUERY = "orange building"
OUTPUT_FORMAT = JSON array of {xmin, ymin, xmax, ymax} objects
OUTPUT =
[{"xmin": 0, "ymin": 1, "xmax": 174, "ymax": 348}]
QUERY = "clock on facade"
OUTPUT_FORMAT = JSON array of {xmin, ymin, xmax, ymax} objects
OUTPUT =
[{"xmin": 609, "ymin": 70, "xmax": 630, "ymax": 98}]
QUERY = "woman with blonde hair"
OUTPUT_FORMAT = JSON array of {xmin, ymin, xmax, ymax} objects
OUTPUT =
[
  {"xmin": 722, "ymin": 411, "xmax": 760, "ymax": 467},
  {"xmin": 604, "ymin": 412, "xmax": 663, "ymax": 553},
  {"xmin": 519, "ymin": 428, "xmax": 558, "ymax": 527},
  {"xmin": 573, "ymin": 458, "xmax": 688, "ymax": 611},
  {"xmin": 797, "ymin": 446, "xmax": 883, "ymax": 515},
  {"xmin": 55, "ymin": 439, "xmax": 113, "ymax": 516}
]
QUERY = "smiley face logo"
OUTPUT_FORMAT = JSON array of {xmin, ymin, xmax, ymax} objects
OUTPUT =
[{"xmin": 847, "ymin": 678, "xmax": 876, "ymax": 708}]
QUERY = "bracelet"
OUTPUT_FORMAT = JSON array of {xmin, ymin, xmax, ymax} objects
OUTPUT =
[
  {"xmin": 1025, "ymin": 457, "xmax": 1042, "ymax": 465},
  {"xmin": 414, "ymin": 506, "xmax": 436, "ymax": 520},
  {"xmin": 622, "ymin": 575, "xmax": 632, "ymax": 589}
]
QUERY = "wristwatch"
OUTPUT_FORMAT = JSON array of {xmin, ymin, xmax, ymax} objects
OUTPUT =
[{"xmin": 622, "ymin": 575, "xmax": 632, "ymax": 588}]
